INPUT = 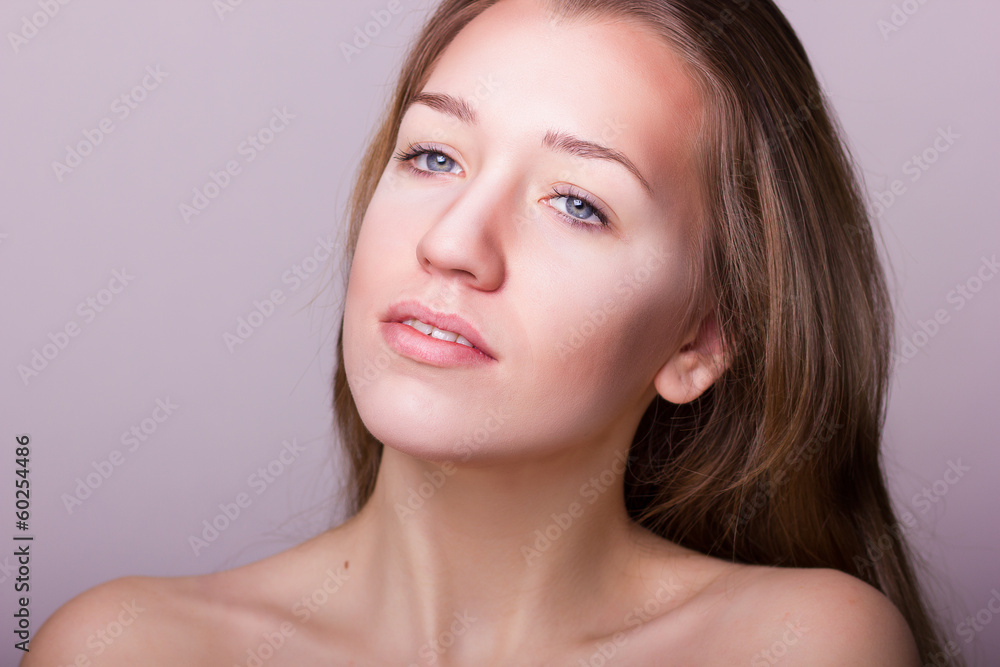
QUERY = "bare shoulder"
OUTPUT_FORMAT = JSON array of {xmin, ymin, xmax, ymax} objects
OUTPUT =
[
  {"xmin": 622, "ymin": 542, "xmax": 922, "ymax": 667},
  {"xmin": 716, "ymin": 565, "xmax": 922, "ymax": 666},
  {"xmin": 23, "ymin": 530, "xmax": 355, "ymax": 666},
  {"xmin": 22, "ymin": 573, "xmax": 237, "ymax": 667}
]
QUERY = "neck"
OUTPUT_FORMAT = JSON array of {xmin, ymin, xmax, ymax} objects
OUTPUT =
[{"xmin": 336, "ymin": 438, "xmax": 668, "ymax": 661}]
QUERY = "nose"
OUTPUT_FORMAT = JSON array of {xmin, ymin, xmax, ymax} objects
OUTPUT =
[{"xmin": 414, "ymin": 177, "xmax": 508, "ymax": 292}]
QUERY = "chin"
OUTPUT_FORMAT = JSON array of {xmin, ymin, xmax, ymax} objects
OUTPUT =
[
  {"xmin": 358, "ymin": 387, "xmax": 532, "ymax": 467},
  {"xmin": 352, "ymin": 380, "xmax": 454, "ymax": 457}
]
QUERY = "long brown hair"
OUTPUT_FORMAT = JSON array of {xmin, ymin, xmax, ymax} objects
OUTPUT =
[{"xmin": 331, "ymin": 0, "xmax": 959, "ymax": 663}]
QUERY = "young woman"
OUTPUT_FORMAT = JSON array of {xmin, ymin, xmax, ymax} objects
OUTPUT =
[{"xmin": 25, "ymin": 0, "xmax": 960, "ymax": 664}]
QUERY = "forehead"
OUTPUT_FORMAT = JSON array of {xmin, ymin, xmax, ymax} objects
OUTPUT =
[{"xmin": 418, "ymin": 0, "xmax": 705, "ymax": 202}]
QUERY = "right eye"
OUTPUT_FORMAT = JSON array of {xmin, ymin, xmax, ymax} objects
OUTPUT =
[{"xmin": 393, "ymin": 144, "xmax": 464, "ymax": 176}]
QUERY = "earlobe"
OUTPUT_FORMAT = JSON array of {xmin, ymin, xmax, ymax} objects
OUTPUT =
[{"xmin": 653, "ymin": 309, "xmax": 729, "ymax": 404}]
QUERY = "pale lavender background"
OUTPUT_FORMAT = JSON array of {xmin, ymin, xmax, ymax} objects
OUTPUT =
[{"xmin": 0, "ymin": 0, "xmax": 997, "ymax": 665}]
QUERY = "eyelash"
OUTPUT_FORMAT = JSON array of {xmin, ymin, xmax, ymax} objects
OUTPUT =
[
  {"xmin": 391, "ymin": 143, "xmax": 612, "ymax": 230},
  {"xmin": 392, "ymin": 143, "xmax": 449, "ymax": 175},
  {"xmin": 545, "ymin": 185, "xmax": 611, "ymax": 230}
]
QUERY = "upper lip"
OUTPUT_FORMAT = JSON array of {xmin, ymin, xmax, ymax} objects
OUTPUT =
[{"xmin": 383, "ymin": 299, "xmax": 496, "ymax": 360}]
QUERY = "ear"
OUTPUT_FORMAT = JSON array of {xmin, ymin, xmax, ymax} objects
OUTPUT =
[{"xmin": 653, "ymin": 307, "xmax": 729, "ymax": 404}]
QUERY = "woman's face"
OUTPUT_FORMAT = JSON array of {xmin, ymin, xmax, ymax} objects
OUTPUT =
[{"xmin": 343, "ymin": 0, "xmax": 709, "ymax": 463}]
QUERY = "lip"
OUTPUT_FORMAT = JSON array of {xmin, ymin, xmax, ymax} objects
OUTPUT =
[{"xmin": 381, "ymin": 299, "xmax": 498, "ymax": 362}]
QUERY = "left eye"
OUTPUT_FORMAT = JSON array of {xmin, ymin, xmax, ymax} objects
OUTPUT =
[
  {"xmin": 393, "ymin": 144, "xmax": 464, "ymax": 176},
  {"xmin": 547, "ymin": 194, "xmax": 604, "ymax": 226},
  {"xmin": 413, "ymin": 150, "xmax": 461, "ymax": 174}
]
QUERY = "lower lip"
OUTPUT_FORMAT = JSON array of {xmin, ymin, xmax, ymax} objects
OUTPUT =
[{"xmin": 380, "ymin": 322, "xmax": 496, "ymax": 367}]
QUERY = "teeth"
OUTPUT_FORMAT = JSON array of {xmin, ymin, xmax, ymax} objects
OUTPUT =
[
  {"xmin": 403, "ymin": 318, "xmax": 476, "ymax": 349},
  {"xmin": 405, "ymin": 318, "xmax": 434, "ymax": 335},
  {"xmin": 430, "ymin": 328, "xmax": 459, "ymax": 343}
]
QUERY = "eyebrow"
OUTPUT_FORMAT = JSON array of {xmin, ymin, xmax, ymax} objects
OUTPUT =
[{"xmin": 406, "ymin": 91, "xmax": 653, "ymax": 196}]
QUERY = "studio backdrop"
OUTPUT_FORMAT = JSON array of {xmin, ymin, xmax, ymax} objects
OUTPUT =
[{"xmin": 1, "ymin": 1, "xmax": 997, "ymax": 665}]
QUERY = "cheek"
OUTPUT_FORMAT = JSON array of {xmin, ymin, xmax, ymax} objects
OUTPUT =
[
  {"xmin": 530, "ymin": 248, "xmax": 689, "ymax": 409},
  {"xmin": 355, "ymin": 187, "xmax": 412, "ymax": 265},
  {"xmin": 343, "ymin": 202, "xmax": 403, "ymax": 384},
  {"xmin": 344, "ymin": 179, "xmax": 423, "ymax": 314}
]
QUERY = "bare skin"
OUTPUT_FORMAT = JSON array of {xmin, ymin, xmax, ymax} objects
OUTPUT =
[
  {"xmin": 24, "ymin": 1, "xmax": 921, "ymax": 665},
  {"xmin": 22, "ymin": 521, "xmax": 919, "ymax": 666}
]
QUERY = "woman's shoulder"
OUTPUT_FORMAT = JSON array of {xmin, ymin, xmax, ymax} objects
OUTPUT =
[
  {"xmin": 23, "ymin": 532, "xmax": 351, "ymax": 666},
  {"xmin": 22, "ymin": 572, "xmax": 228, "ymax": 666},
  {"xmin": 727, "ymin": 564, "xmax": 919, "ymax": 665},
  {"xmin": 634, "ymin": 550, "xmax": 922, "ymax": 666}
]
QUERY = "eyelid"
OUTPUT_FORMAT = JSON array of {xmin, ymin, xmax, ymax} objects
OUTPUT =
[
  {"xmin": 393, "ymin": 141, "xmax": 616, "ymax": 230},
  {"xmin": 547, "ymin": 183, "xmax": 613, "ymax": 226},
  {"xmin": 393, "ymin": 142, "xmax": 465, "ymax": 175}
]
